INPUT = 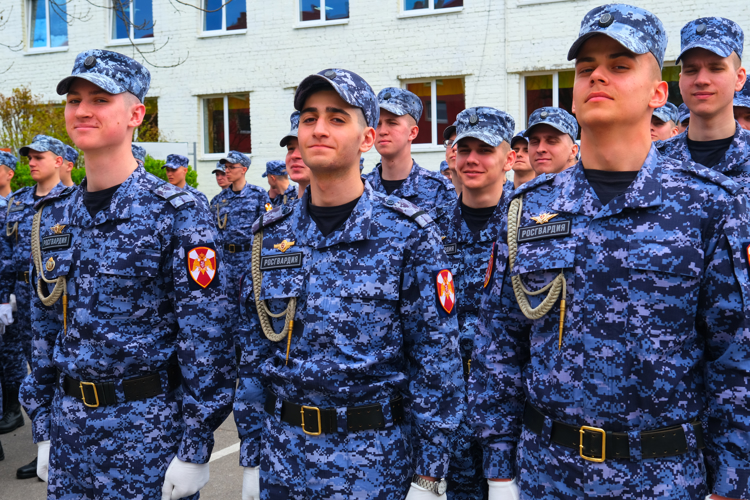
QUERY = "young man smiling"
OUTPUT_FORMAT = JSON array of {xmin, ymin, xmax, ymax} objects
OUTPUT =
[
  {"xmin": 20, "ymin": 49, "xmax": 235, "ymax": 499},
  {"xmin": 660, "ymin": 17, "xmax": 750, "ymax": 189},
  {"xmin": 470, "ymin": 5, "xmax": 750, "ymax": 500},
  {"xmin": 235, "ymin": 68, "xmax": 464, "ymax": 500},
  {"xmin": 280, "ymin": 110, "xmax": 311, "ymax": 199},
  {"xmin": 435, "ymin": 107, "xmax": 515, "ymax": 500},
  {"xmin": 163, "ymin": 153, "xmax": 209, "ymax": 210},
  {"xmin": 366, "ymin": 87, "xmax": 455, "ymax": 216},
  {"xmin": 525, "ymin": 107, "xmax": 579, "ymax": 176}
]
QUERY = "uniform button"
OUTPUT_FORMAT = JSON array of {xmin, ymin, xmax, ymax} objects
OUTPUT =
[
  {"xmin": 385, "ymin": 199, "xmax": 395, "ymax": 206},
  {"xmin": 598, "ymin": 13, "xmax": 614, "ymax": 27},
  {"xmin": 540, "ymin": 111, "xmax": 549, "ymax": 119},
  {"xmin": 696, "ymin": 23, "xmax": 707, "ymax": 35},
  {"xmin": 324, "ymin": 70, "xmax": 336, "ymax": 79},
  {"xmin": 83, "ymin": 55, "xmax": 96, "ymax": 69},
  {"xmin": 384, "ymin": 92, "xmax": 391, "ymax": 100},
  {"xmin": 469, "ymin": 114, "xmax": 478, "ymax": 125}
]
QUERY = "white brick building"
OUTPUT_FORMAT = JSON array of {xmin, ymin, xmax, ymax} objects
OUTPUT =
[{"xmin": 0, "ymin": 0, "xmax": 747, "ymax": 200}]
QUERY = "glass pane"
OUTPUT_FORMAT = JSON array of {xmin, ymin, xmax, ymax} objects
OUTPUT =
[
  {"xmin": 112, "ymin": 0, "xmax": 130, "ymax": 39},
  {"xmin": 557, "ymin": 70, "xmax": 575, "ymax": 116},
  {"xmin": 137, "ymin": 98, "xmax": 160, "ymax": 142},
  {"xmin": 325, "ymin": 0, "xmax": 349, "ymax": 20},
  {"xmin": 436, "ymin": 78, "xmax": 465, "ymax": 142},
  {"xmin": 525, "ymin": 74, "xmax": 553, "ymax": 125},
  {"xmin": 404, "ymin": 0, "xmax": 428, "ymax": 10},
  {"xmin": 204, "ymin": 97, "xmax": 225, "ymax": 154},
  {"xmin": 133, "ymin": 0, "xmax": 154, "ymax": 39},
  {"xmin": 228, "ymin": 94, "xmax": 251, "ymax": 153},
  {"xmin": 436, "ymin": 0, "xmax": 463, "ymax": 8},
  {"xmin": 662, "ymin": 66, "xmax": 683, "ymax": 106},
  {"xmin": 30, "ymin": 0, "xmax": 48, "ymax": 48},
  {"xmin": 407, "ymin": 82, "xmax": 432, "ymax": 144},
  {"xmin": 226, "ymin": 0, "xmax": 246, "ymax": 30},
  {"xmin": 300, "ymin": 0, "xmax": 321, "ymax": 21},
  {"xmin": 204, "ymin": 0, "xmax": 223, "ymax": 31},
  {"xmin": 49, "ymin": 0, "xmax": 68, "ymax": 47}
]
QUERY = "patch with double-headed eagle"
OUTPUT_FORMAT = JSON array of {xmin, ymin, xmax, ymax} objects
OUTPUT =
[
  {"xmin": 187, "ymin": 246, "xmax": 218, "ymax": 289},
  {"xmin": 435, "ymin": 269, "xmax": 456, "ymax": 315}
]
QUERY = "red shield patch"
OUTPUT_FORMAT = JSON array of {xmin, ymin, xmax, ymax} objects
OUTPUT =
[
  {"xmin": 265, "ymin": 203, "xmax": 273, "ymax": 212},
  {"xmin": 188, "ymin": 247, "xmax": 217, "ymax": 289},
  {"xmin": 484, "ymin": 242, "xmax": 495, "ymax": 289},
  {"xmin": 436, "ymin": 269, "xmax": 456, "ymax": 314}
]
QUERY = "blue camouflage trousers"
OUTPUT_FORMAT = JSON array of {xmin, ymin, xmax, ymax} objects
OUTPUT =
[
  {"xmin": 260, "ymin": 412, "xmax": 412, "ymax": 499},
  {"xmin": 47, "ymin": 388, "xmax": 197, "ymax": 500},
  {"xmin": 516, "ymin": 427, "xmax": 708, "ymax": 499},
  {"xmin": 447, "ymin": 418, "xmax": 487, "ymax": 500},
  {"xmin": 0, "ymin": 282, "xmax": 32, "ymax": 389}
]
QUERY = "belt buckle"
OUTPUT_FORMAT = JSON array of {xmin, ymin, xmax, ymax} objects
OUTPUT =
[
  {"xmin": 579, "ymin": 425, "xmax": 606, "ymax": 462},
  {"xmin": 79, "ymin": 381, "xmax": 100, "ymax": 408},
  {"xmin": 300, "ymin": 406, "xmax": 322, "ymax": 436},
  {"xmin": 228, "ymin": 244, "xmax": 236, "ymax": 253}
]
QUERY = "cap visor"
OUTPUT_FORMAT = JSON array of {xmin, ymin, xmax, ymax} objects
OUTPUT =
[
  {"xmin": 525, "ymin": 121, "xmax": 575, "ymax": 142},
  {"xmin": 734, "ymin": 97, "xmax": 750, "ymax": 109},
  {"xmin": 567, "ymin": 29, "xmax": 649, "ymax": 61},
  {"xmin": 279, "ymin": 132, "xmax": 297, "ymax": 148},
  {"xmin": 510, "ymin": 136, "xmax": 528, "ymax": 147},
  {"xmin": 56, "ymin": 73, "xmax": 128, "ymax": 97},
  {"xmin": 19, "ymin": 143, "xmax": 49, "ymax": 157},
  {"xmin": 379, "ymin": 102, "xmax": 408, "ymax": 117},
  {"xmin": 261, "ymin": 172, "xmax": 268, "ymax": 177},
  {"xmin": 676, "ymin": 42, "xmax": 733, "ymax": 64},
  {"xmin": 454, "ymin": 130, "xmax": 502, "ymax": 148},
  {"xmin": 443, "ymin": 125, "xmax": 457, "ymax": 141},
  {"xmin": 294, "ymin": 74, "xmax": 337, "ymax": 111}
]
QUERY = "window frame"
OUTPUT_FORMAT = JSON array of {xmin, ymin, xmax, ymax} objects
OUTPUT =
[
  {"xmin": 403, "ymin": 77, "xmax": 465, "ymax": 152},
  {"xmin": 107, "ymin": 0, "xmax": 155, "ymax": 46},
  {"xmin": 200, "ymin": 94, "xmax": 251, "ymax": 160},
  {"xmin": 26, "ymin": 0, "xmax": 69, "ymax": 53},
  {"xmin": 522, "ymin": 69, "xmax": 575, "ymax": 127},
  {"xmin": 296, "ymin": 0, "xmax": 350, "ymax": 29},
  {"xmin": 199, "ymin": 0, "xmax": 247, "ymax": 37},
  {"xmin": 399, "ymin": 0, "xmax": 464, "ymax": 19}
]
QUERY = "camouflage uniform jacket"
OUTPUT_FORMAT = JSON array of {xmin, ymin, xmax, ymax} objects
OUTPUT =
[
  {"xmin": 270, "ymin": 184, "xmax": 297, "ymax": 208},
  {"xmin": 184, "ymin": 184, "xmax": 209, "ymax": 211},
  {"xmin": 234, "ymin": 182, "xmax": 465, "ymax": 478},
  {"xmin": 21, "ymin": 167, "xmax": 236, "ymax": 464},
  {"xmin": 213, "ymin": 183, "xmax": 269, "ymax": 247},
  {"xmin": 469, "ymin": 147, "xmax": 750, "ymax": 499}
]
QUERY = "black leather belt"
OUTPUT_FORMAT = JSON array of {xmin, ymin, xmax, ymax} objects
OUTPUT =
[
  {"xmin": 17, "ymin": 271, "xmax": 29, "ymax": 283},
  {"xmin": 264, "ymin": 393, "xmax": 404, "ymax": 436},
  {"xmin": 224, "ymin": 243, "xmax": 251, "ymax": 253},
  {"xmin": 524, "ymin": 404, "xmax": 704, "ymax": 462},
  {"xmin": 59, "ymin": 364, "xmax": 181, "ymax": 408}
]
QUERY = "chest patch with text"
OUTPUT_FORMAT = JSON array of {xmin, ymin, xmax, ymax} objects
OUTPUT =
[
  {"xmin": 517, "ymin": 220, "xmax": 571, "ymax": 243},
  {"xmin": 443, "ymin": 242, "xmax": 458, "ymax": 255},
  {"xmin": 41, "ymin": 234, "xmax": 72, "ymax": 251},
  {"xmin": 260, "ymin": 252, "xmax": 303, "ymax": 271}
]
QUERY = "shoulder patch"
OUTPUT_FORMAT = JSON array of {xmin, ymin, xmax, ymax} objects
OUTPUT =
[
  {"xmin": 251, "ymin": 204, "xmax": 293, "ymax": 234},
  {"xmin": 382, "ymin": 195, "xmax": 433, "ymax": 228},
  {"xmin": 673, "ymin": 159, "xmax": 742, "ymax": 196},
  {"xmin": 512, "ymin": 172, "xmax": 556, "ymax": 199},
  {"xmin": 152, "ymin": 181, "xmax": 196, "ymax": 209}
]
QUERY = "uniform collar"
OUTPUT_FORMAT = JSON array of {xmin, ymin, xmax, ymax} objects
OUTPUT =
[
  {"xmin": 664, "ymin": 121, "xmax": 750, "ymax": 175},
  {"xmin": 372, "ymin": 159, "xmax": 420, "ymax": 198},
  {"xmin": 76, "ymin": 165, "xmax": 147, "ymax": 225},
  {"xmin": 447, "ymin": 193, "xmax": 507, "ymax": 244}
]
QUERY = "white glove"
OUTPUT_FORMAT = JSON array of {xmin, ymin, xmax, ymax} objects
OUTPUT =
[
  {"xmin": 242, "ymin": 466, "xmax": 260, "ymax": 500},
  {"xmin": 37, "ymin": 440, "xmax": 50, "ymax": 482},
  {"xmin": 488, "ymin": 479, "xmax": 520, "ymax": 500},
  {"xmin": 0, "ymin": 303, "xmax": 13, "ymax": 325},
  {"xmin": 161, "ymin": 457, "xmax": 210, "ymax": 500},
  {"xmin": 405, "ymin": 482, "xmax": 447, "ymax": 500}
]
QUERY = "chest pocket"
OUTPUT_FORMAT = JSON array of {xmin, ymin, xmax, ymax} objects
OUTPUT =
[
  {"xmin": 511, "ymin": 236, "xmax": 576, "ymax": 281},
  {"xmin": 37, "ymin": 249, "xmax": 74, "ymax": 302},
  {"xmin": 336, "ymin": 268, "xmax": 400, "ymax": 348},
  {"xmin": 96, "ymin": 250, "xmax": 161, "ymax": 320},
  {"xmin": 5, "ymin": 205, "xmax": 27, "ymax": 237}
]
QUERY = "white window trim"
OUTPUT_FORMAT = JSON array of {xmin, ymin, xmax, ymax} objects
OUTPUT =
[
  {"xmin": 398, "ymin": 0, "xmax": 463, "ymax": 19},
  {"xmin": 522, "ymin": 70, "xmax": 572, "ymax": 127},
  {"xmin": 517, "ymin": 0, "xmax": 571, "ymax": 6},
  {"xmin": 24, "ymin": 46, "xmax": 68, "ymax": 55},
  {"xmin": 403, "ymin": 78, "xmax": 463, "ymax": 150},
  {"xmin": 107, "ymin": 0, "xmax": 155, "ymax": 44},
  {"xmin": 200, "ymin": 0, "xmax": 246, "ymax": 36},
  {"xmin": 107, "ymin": 37, "xmax": 154, "ymax": 47},
  {"xmin": 27, "ymin": 0, "xmax": 67, "ymax": 51},
  {"xmin": 297, "ymin": 0, "xmax": 350, "ymax": 26},
  {"xmin": 200, "ymin": 94, "xmax": 251, "ymax": 159},
  {"xmin": 197, "ymin": 29, "xmax": 247, "ymax": 38}
]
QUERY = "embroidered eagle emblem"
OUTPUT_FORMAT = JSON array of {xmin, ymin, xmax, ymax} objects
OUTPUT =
[
  {"xmin": 274, "ymin": 240, "xmax": 295, "ymax": 253},
  {"xmin": 530, "ymin": 213, "xmax": 558, "ymax": 225},
  {"xmin": 50, "ymin": 224, "xmax": 66, "ymax": 235}
]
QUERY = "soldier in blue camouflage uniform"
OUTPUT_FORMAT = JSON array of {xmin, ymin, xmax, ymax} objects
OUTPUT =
[
  {"xmin": 0, "ymin": 150, "xmax": 15, "ymax": 462},
  {"xmin": 434, "ymin": 107, "xmax": 516, "ymax": 500},
  {"xmin": 0, "ymin": 151, "xmax": 16, "ymax": 200},
  {"xmin": 210, "ymin": 161, "xmax": 230, "ymax": 202},
  {"xmin": 132, "ymin": 144, "xmax": 146, "ymax": 165},
  {"xmin": 733, "ymin": 80, "xmax": 750, "ymax": 130},
  {"xmin": 264, "ymin": 160, "xmax": 297, "ymax": 207},
  {"xmin": 510, "ymin": 131, "xmax": 535, "ymax": 190},
  {"xmin": 214, "ymin": 150, "xmax": 269, "ymax": 301},
  {"xmin": 470, "ymin": 5, "xmax": 750, "ymax": 500},
  {"xmin": 19, "ymin": 49, "xmax": 235, "ymax": 499},
  {"xmin": 61, "ymin": 145, "xmax": 78, "ymax": 187},
  {"xmin": 365, "ymin": 87, "xmax": 456, "ymax": 217},
  {"xmin": 235, "ymin": 68, "xmax": 464, "ymax": 500},
  {"xmin": 678, "ymin": 102, "xmax": 691, "ymax": 134},
  {"xmin": 650, "ymin": 102, "xmax": 679, "ymax": 141},
  {"xmin": 439, "ymin": 160, "xmax": 451, "ymax": 180},
  {"xmin": 659, "ymin": 17, "xmax": 750, "ymax": 192},
  {"xmin": 524, "ymin": 107, "xmax": 579, "ymax": 176},
  {"xmin": 280, "ymin": 110, "xmax": 311, "ymax": 199},
  {"xmin": 163, "ymin": 153, "xmax": 209, "ymax": 210}
]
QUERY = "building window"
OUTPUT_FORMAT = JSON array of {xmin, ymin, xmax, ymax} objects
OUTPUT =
[
  {"xmin": 203, "ymin": 94, "xmax": 251, "ymax": 156},
  {"xmin": 523, "ymin": 70, "xmax": 575, "ymax": 126},
  {"xmin": 662, "ymin": 66, "xmax": 683, "ymax": 106},
  {"xmin": 299, "ymin": 0, "xmax": 349, "ymax": 23},
  {"xmin": 204, "ymin": 0, "xmax": 247, "ymax": 32},
  {"xmin": 403, "ymin": 0, "xmax": 463, "ymax": 13},
  {"xmin": 405, "ymin": 78, "xmax": 465, "ymax": 147},
  {"xmin": 28, "ymin": 0, "xmax": 68, "ymax": 49},
  {"xmin": 112, "ymin": 0, "xmax": 154, "ymax": 41},
  {"xmin": 134, "ymin": 98, "xmax": 159, "ymax": 142}
]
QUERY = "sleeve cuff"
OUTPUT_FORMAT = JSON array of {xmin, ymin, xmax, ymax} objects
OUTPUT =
[
  {"xmin": 415, "ymin": 442, "xmax": 450, "ymax": 479},
  {"xmin": 31, "ymin": 418, "xmax": 50, "ymax": 444},
  {"xmin": 177, "ymin": 432, "xmax": 214, "ymax": 464},
  {"xmin": 240, "ymin": 437, "xmax": 260, "ymax": 468},
  {"xmin": 711, "ymin": 465, "xmax": 750, "ymax": 499},
  {"xmin": 482, "ymin": 445, "xmax": 516, "ymax": 480}
]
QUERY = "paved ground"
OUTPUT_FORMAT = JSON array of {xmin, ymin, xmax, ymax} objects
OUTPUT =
[{"xmin": 0, "ymin": 410, "xmax": 244, "ymax": 499}]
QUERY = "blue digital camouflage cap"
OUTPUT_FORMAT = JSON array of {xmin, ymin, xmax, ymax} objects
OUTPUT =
[
  {"xmin": 568, "ymin": 4, "xmax": 668, "ymax": 69},
  {"xmin": 19, "ymin": 134, "xmax": 66, "ymax": 158},
  {"xmin": 57, "ymin": 49, "xmax": 151, "ymax": 102},
  {"xmin": 0, "ymin": 151, "xmax": 18, "ymax": 171},
  {"xmin": 676, "ymin": 17, "xmax": 744, "ymax": 64},
  {"xmin": 510, "ymin": 130, "xmax": 528, "ymax": 148},
  {"xmin": 678, "ymin": 103, "xmax": 691, "ymax": 123},
  {"xmin": 652, "ymin": 102, "xmax": 680, "ymax": 124},
  {"xmin": 524, "ymin": 107, "xmax": 579, "ymax": 142},
  {"xmin": 453, "ymin": 107, "xmax": 515, "ymax": 147},
  {"xmin": 360, "ymin": 157, "xmax": 365, "ymax": 171},
  {"xmin": 163, "ymin": 154, "xmax": 189, "ymax": 169},
  {"xmin": 219, "ymin": 150, "xmax": 251, "ymax": 168},
  {"xmin": 280, "ymin": 111, "xmax": 300, "ymax": 147},
  {"xmin": 64, "ymin": 145, "xmax": 79, "ymax": 165},
  {"xmin": 734, "ymin": 80, "xmax": 750, "ymax": 109},
  {"xmin": 443, "ymin": 121, "xmax": 458, "ymax": 141},
  {"xmin": 263, "ymin": 160, "xmax": 287, "ymax": 178},
  {"xmin": 440, "ymin": 160, "xmax": 449, "ymax": 172},
  {"xmin": 294, "ymin": 69, "xmax": 380, "ymax": 129},
  {"xmin": 132, "ymin": 144, "xmax": 146, "ymax": 162},
  {"xmin": 212, "ymin": 161, "xmax": 225, "ymax": 174},
  {"xmin": 377, "ymin": 87, "xmax": 423, "ymax": 124}
]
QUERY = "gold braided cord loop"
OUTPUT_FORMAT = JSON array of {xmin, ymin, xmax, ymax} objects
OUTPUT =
[
  {"xmin": 217, "ymin": 205, "xmax": 227, "ymax": 229},
  {"xmin": 6, "ymin": 197, "xmax": 17, "ymax": 238},
  {"xmin": 507, "ymin": 197, "xmax": 566, "ymax": 321},
  {"xmin": 31, "ymin": 203, "xmax": 66, "ymax": 307},
  {"xmin": 251, "ymin": 227, "xmax": 296, "ymax": 343}
]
